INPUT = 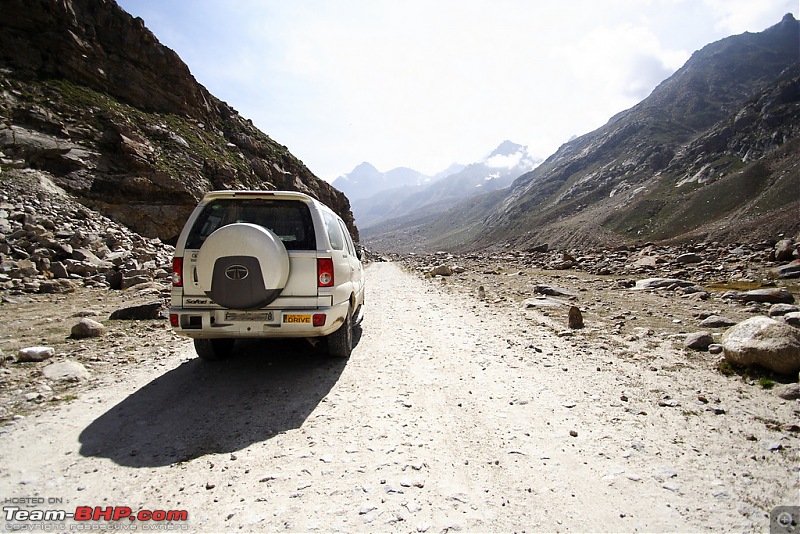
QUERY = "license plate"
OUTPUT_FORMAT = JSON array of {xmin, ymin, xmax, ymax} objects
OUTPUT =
[
  {"xmin": 283, "ymin": 314, "xmax": 311, "ymax": 324},
  {"xmin": 226, "ymin": 311, "xmax": 274, "ymax": 321}
]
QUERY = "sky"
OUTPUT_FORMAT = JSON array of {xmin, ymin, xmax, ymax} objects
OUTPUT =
[{"xmin": 115, "ymin": 0, "xmax": 797, "ymax": 183}]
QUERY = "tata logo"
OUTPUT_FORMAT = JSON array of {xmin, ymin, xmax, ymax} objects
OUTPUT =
[{"xmin": 224, "ymin": 265, "xmax": 249, "ymax": 280}]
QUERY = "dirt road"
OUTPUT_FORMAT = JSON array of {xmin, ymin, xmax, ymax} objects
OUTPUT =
[{"xmin": 1, "ymin": 262, "xmax": 797, "ymax": 532}]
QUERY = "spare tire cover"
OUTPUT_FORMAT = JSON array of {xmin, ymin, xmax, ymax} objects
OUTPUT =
[{"xmin": 196, "ymin": 223, "xmax": 290, "ymax": 309}]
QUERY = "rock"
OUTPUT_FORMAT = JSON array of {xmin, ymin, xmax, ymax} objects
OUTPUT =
[
  {"xmin": 13, "ymin": 259, "xmax": 39, "ymax": 277},
  {"xmin": 527, "ymin": 244, "xmax": 548, "ymax": 253},
  {"xmin": 109, "ymin": 301, "xmax": 164, "ymax": 320},
  {"xmin": 568, "ymin": 306, "xmax": 584, "ymax": 329},
  {"xmin": 771, "ymin": 260, "xmax": 800, "ymax": 279},
  {"xmin": 708, "ymin": 343, "xmax": 724, "ymax": 354},
  {"xmin": 632, "ymin": 256, "xmax": 665, "ymax": 268},
  {"xmin": 120, "ymin": 272, "xmax": 153, "ymax": 289},
  {"xmin": 774, "ymin": 239, "xmax": 796, "ymax": 261},
  {"xmin": 722, "ymin": 288, "xmax": 795, "ymax": 304},
  {"xmin": 722, "ymin": 316, "xmax": 800, "ymax": 375},
  {"xmin": 41, "ymin": 360, "xmax": 89, "ymax": 382},
  {"xmin": 676, "ymin": 253, "xmax": 702, "ymax": 264},
  {"xmin": 70, "ymin": 318, "xmax": 106, "ymax": 338},
  {"xmin": 523, "ymin": 297, "xmax": 569, "ymax": 308},
  {"xmin": 550, "ymin": 259, "xmax": 577, "ymax": 270},
  {"xmin": 769, "ymin": 303, "xmax": 800, "ymax": 316},
  {"xmin": 37, "ymin": 279, "xmax": 77, "ymax": 294},
  {"xmin": 534, "ymin": 285, "xmax": 577, "ymax": 298},
  {"xmin": 784, "ymin": 312, "xmax": 800, "ymax": 327},
  {"xmin": 49, "ymin": 262, "xmax": 70, "ymax": 279},
  {"xmin": 774, "ymin": 383, "xmax": 800, "ymax": 400},
  {"xmin": 17, "ymin": 346, "xmax": 55, "ymax": 363},
  {"xmin": 685, "ymin": 332, "xmax": 714, "ymax": 351},
  {"xmin": 633, "ymin": 278, "xmax": 696, "ymax": 290},
  {"xmin": 477, "ymin": 286, "xmax": 485, "ymax": 300},
  {"xmin": 71, "ymin": 248, "xmax": 112, "ymax": 270},
  {"xmin": 429, "ymin": 265, "xmax": 453, "ymax": 277},
  {"xmin": 700, "ymin": 315, "xmax": 736, "ymax": 328},
  {"xmin": 653, "ymin": 466, "xmax": 678, "ymax": 480}
]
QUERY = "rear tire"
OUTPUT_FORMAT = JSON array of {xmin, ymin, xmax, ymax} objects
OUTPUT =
[
  {"xmin": 326, "ymin": 307, "xmax": 353, "ymax": 358},
  {"xmin": 194, "ymin": 338, "xmax": 235, "ymax": 361}
]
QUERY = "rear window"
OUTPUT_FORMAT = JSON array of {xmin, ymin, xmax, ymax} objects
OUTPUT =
[{"xmin": 185, "ymin": 199, "xmax": 316, "ymax": 250}]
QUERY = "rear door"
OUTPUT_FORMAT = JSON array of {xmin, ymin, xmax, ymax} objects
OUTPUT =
[{"xmin": 179, "ymin": 197, "xmax": 318, "ymax": 307}]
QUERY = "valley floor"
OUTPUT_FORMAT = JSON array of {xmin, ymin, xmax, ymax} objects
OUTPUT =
[{"xmin": 0, "ymin": 261, "xmax": 797, "ymax": 532}]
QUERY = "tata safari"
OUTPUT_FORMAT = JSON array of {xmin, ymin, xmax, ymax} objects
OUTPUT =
[{"xmin": 169, "ymin": 190, "xmax": 365, "ymax": 360}]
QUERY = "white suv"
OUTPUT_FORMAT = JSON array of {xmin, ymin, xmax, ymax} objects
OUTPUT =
[{"xmin": 169, "ymin": 191, "xmax": 365, "ymax": 360}]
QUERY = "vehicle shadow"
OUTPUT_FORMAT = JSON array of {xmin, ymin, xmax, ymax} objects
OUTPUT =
[{"xmin": 78, "ymin": 339, "xmax": 348, "ymax": 468}]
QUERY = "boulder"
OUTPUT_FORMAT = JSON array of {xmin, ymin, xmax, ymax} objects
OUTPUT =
[
  {"xmin": 633, "ymin": 278, "xmax": 696, "ymax": 290},
  {"xmin": 770, "ymin": 260, "xmax": 800, "ymax": 279},
  {"xmin": 49, "ymin": 261, "xmax": 70, "ymax": 279},
  {"xmin": 70, "ymin": 318, "xmax": 106, "ymax": 338},
  {"xmin": 784, "ymin": 312, "xmax": 800, "ymax": 328},
  {"xmin": 631, "ymin": 256, "xmax": 664, "ymax": 268},
  {"xmin": 41, "ymin": 360, "xmax": 89, "ymax": 382},
  {"xmin": 774, "ymin": 239, "xmax": 796, "ymax": 261},
  {"xmin": 527, "ymin": 244, "xmax": 549, "ymax": 253},
  {"xmin": 676, "ymin": 253, "xmax": 702, "ymax": 264},
  {"xmin": 699, "ymin": 315, "xmax": 737, "ymax": 328},
  {"xmin": 37, "ymin": 279, "xmax": 77, "ymax": 294},
  {"xmin": 708, "ymin": 344, "xmax": 724, "ymax": 354},
  {"xmin": 722, "ymin": 288, "xmax": 795, "ymax": 304},
  {"xmin": 722, "ymin": 316, "xmax": 800, "ymax": 375},
  {"xmin": 429, "ymin": 265, "xmax": 453, "ymax": 277},
  {"xmin": 769, "ymin": 303, "xmax": 800, "ymax": 316},
  {"xmin": 120, "ymin": 272, "xmax": 153, "ymax": 289},
  {"xmin": 568, "ymin": 306, "xmax": 584, "ymax": 329},
  {"xmin": 774, "ymin": 383, "xmax": 800, "ymax": 400},
  {"xmin": 523, "ymin": 297, "xmax": 569, "ymax": 308},
  {"xmin": 109, "ymin": 301, "xmax": 164, "ymax": 320},
  {"xmin": 534, "ymin": 285, "xmax": 577, "ymax": 298},
  {"xmin": 17, "ymin": 346, "xmax": 55, "ymax": 362},
  {"xmin": 685, "ymin": 331, "xmax": 714, "ymax": 351}
]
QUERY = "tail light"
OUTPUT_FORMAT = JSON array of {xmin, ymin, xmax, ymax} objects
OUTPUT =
[
  {"xmin": 171, "ymin": 257, "xmax": 183, "ymax": 287},
  {"xmin": 317, "ymin": 258, "xmax": 334, "ymax": 287}
]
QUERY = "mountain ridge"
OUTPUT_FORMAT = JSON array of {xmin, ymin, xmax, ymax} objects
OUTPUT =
[
  {"xmin": 350, "ymin": 141, "xmax": 541, "ymax": 229},
  {"xmin": 363, "ymin": 14, "xmax": 800, "ymax": 253},
  {"xmin": 332, "ymin": 162, "xmax": 432, "ymax": 202},
  {"xmin": 0, "ymin": 0, "xmax": 357, "ymax": 243}
]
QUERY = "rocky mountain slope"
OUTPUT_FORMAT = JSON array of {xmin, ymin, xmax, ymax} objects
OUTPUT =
[
  {"xmin": 353, "ymin": 141, "xmax": 540, "ymax": 229},
  {"xmin": 0, "ymin": 0, "xmax": 357, "ymax": 244},
  {"xmin": 364, "ymin": 14, "xmax": 799, "ymax": 253}
]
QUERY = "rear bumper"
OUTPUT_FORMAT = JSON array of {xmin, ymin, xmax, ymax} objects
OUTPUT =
[{"xmin": 169, "ymin": 300, "xmax": 349, "ymax": 339}]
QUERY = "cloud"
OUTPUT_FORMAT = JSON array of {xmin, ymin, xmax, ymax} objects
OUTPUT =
[
  {"xmin": 701, "ymin": 0, "xmax": 797, "ymax": 34},
  {"xmin": 485, "ymin": 152, "xmax": 524, "ymax": 169}
]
